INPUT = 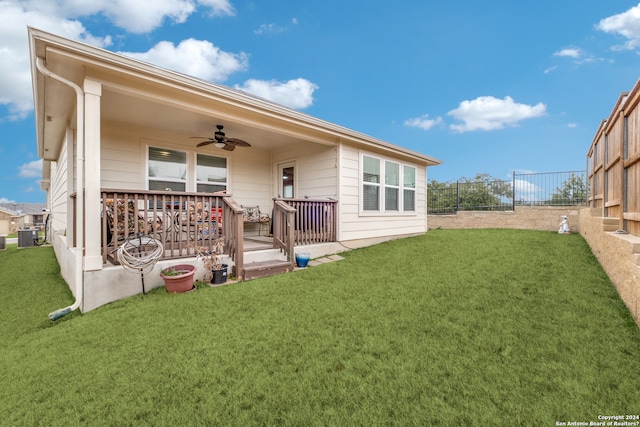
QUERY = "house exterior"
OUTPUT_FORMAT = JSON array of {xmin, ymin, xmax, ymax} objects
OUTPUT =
[
  {"xmin": 0, "ymin": 204, "xmax": 47, "ymax": 235},
  {"xmin": 29, "ymin": 27, "xmax": 441, "ymax": 313},
  {"xmin": 0, "ymin": 207, "xmax": 13, "ymax": 235}
]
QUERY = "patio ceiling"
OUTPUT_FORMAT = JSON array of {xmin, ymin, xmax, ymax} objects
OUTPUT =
[{"xmin": 100, "ymin": 87, "xmax": 303, "ymax": 152}]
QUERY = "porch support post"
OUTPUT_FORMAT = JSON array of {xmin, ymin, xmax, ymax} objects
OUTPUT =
[{"xmin": 83, "ymin": 78, "xmax": 103, "ymax": 271}]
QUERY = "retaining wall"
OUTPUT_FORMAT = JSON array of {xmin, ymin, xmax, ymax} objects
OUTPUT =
[
  {"xmin": 427, "ymin": 206, "xmax": 581, "ymax": 232},
  {"xmin": 579, "ymin": 208, "xmax": 640, "ymax": 327}
]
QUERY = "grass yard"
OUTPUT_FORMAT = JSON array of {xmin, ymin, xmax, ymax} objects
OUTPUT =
[{"xmin": 1, "ymin": 229, "xmax": 639, "ymax": 426}]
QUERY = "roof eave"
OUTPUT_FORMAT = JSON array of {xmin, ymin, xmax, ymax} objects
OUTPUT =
[{"xmin": 28, "ymin": 27, "xmax": 442, "ymax": 167}]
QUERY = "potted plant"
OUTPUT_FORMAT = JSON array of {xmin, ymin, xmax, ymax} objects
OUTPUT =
[
  {"xmin": 295, "ymin": 251, "xmax": 311, "ymax": 268},
  {"xmin": 195, "ymin": 237, "xmax": 228, "ymax": 285},
  {"xmin": 160, "ymin": 264, "xmax": 196, "ymax": 293}
]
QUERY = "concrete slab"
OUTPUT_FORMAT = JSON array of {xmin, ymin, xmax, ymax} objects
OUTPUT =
[{"xmin": 306, "ymin": 254, "xmax": 344, "ymax": 267}]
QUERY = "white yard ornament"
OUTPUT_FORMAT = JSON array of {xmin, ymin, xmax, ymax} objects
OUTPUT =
[{"xmin": 558, "ymin": 215, "xmax": 570, "ymax": 234}]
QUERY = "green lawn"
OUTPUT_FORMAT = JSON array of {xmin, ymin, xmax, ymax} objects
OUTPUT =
[{"xmin": 1, "ymin": 229, "xmax": 639, "ymax": 426}]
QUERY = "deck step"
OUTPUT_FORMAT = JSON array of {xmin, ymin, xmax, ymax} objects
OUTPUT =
[{"xmin": 243, "ymin": 259, "xmax": 293, "ymax": 281}]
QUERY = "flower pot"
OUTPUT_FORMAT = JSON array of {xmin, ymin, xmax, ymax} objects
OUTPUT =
[
  {"xmin": 295, "ymin": 252, "xmax": 310, "ymax": 268},
  {"xmin": 160, "ymin": 264, "xmax": 196, "ymax": 293},
  {"xmin": 211, "ymin": 264, "xmax": 228, "ymax": 285}
]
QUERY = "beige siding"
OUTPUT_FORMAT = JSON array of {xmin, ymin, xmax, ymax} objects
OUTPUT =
[
  {"xmin": 272, "ymin": 143, "xmax": 338, "ymax": 199},
  {"xmin": 97, "ymin": 124, "xmax": 429, "ymax": 243},
  {"xmin": 338, "ymin": 144, "xmax": 427, "ymax": 242},
  {"xmin": 230, "ymin": 147, "xmax": 271, "ymax": 212},
  {"xmin": 100, "ymin": 126, "xmax": 273, "ymax": 212},
  {"xmin": 50, "ymin": 135, "xmax": 69, "ymax": 235},
  {"xmin": 101, "ymin": 127, "xmax": 145, "ymax": 190}
]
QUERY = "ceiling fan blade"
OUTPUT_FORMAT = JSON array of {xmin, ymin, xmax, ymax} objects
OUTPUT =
[
  {"xmin": 221, "ymin": 143, "xmax": 236, "ymax": 151},
  {"xmin": 226, "ymin": 138, "xmax": 251, "ymax": 147},
  {"xmin": 196, "ymin": 140, "xmax": 215, "ymax": 147}
]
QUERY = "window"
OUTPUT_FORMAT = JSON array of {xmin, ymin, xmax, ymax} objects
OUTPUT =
[
  {"xmin": 385, "ymin": 161, "xmax": 399, "ymax": 211},
  {"xmin": 403, "ymin": 166, "xmax": 416, "ymax": 211},
  {"xmin": 281, "ymin": 165, "xmax": 295, "ymax": 198},
  {"xmin": 148, "ymin": 147, "xmax": 186, "ymax": 191},
  {"xmin": 362, "ymin": 154, "xmax": 417, "ymax": 213},
  {"xmin": 363, "ymin": 156, "xmax": 380, "ymax": 211},
  {"xmin": 197, "ymin": 154, "xmax": 227, "ymax": 193}
]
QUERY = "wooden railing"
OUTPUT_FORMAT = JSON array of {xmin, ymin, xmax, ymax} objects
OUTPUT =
[
  {"xmin": 100, "ymin": 189, "xmax": 243, "ymax": 271},
  {"xmin": 99, "ymin": 191, "xmax": 338, "ymax": 278},
  {"xmin": 272, "ymin": 199, "xmax": 296, "ymax": 263},
  {"xmin": 272, "ymin": 198, "xmax": 338, "ymax": 255},
  {"xmin": 221, "ymin": 196, "xmax": 244, "ymax": 280}
]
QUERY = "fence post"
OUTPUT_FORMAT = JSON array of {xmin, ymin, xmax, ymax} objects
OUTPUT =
[
  {"xmin": 456, "ymin": 180, "xmax": 459, "ymax": 212},
  {"xmin": 512, "ymin": 171, "xmax": 516, "ymax": 211}
]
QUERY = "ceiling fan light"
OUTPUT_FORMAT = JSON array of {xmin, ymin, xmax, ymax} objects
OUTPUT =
[{"xmin": 214, "ymin": 142, "xmax": 226, "ymax": 149}]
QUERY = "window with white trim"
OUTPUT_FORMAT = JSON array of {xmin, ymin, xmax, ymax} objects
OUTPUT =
[
  {"xmin": 385, "ymin": 161, "xmax": 400, "ymax": 211},
  {"xmin": 403, "ymin": 165, "xmax": 416, "ymax": 211},
  {"xmin": 148, "ymin": 147, "xmax": 187, "ymax": 191},
  {"xmin": 363, "ymin": 155, "xmax": 381, "ymax": 211},
  {"xmin": 362, "ymin": 154, "xmax": 417, "ymax": 213},
  {"xmin": 196, "ymin": 153, "xmax": 227, "ymax": 193}
]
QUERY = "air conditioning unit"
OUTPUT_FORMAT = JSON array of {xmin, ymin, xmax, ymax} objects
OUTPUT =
[{"xmin": 18, "ymin": 229, "xmax": 37, "ymax": 248}]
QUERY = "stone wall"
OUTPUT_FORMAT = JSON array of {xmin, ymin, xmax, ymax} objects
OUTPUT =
[
  {"xmin": 427, "ymin": 206, "xmax": 581, "ymax": 232},
  {"xmin": 579, "ymin": 208, "xmax": 640, "ymax": 327}
]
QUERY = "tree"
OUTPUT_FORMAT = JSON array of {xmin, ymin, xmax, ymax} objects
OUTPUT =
[
  {"xmin": 427, "ymin": 179, "xmax": 457, "ymax": 213},
  {"xmin": 547, "ymin": 173, "xmax": 587, "ymax": 205},
  {"xmin": 428, "ymin": 173, "xmax": 513, "ymax": 213},
  {"xmin": 457, "ymin": 173, "xmax": 512, "ymax": 210}
]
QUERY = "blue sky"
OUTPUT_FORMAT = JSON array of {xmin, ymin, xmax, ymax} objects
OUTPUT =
[{"xmin": 1, "ymin": 1, "xmax": 640, "ymax": 203}]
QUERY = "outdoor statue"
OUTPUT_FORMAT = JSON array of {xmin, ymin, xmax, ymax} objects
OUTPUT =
[{"xmin": 558, "ymin": 215, "xmax": 571, "ymax": 234}]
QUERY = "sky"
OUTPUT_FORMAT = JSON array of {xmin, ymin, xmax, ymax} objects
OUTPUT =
[{"xmin": 1, "ymin": 0, "xmax": 640, "ymax": 203}]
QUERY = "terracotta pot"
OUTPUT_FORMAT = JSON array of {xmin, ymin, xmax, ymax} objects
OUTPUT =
[{"xmin": 160, "ymin": 264, "xmax": 196, "ymax": 293}]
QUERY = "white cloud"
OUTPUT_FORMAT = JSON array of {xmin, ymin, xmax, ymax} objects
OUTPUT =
[
  {"xmin": 597, "ymin": 3, "xmax": 640, "ymax": 51},
  {"xmin": 120, "ymin": 39, "xmax": 248, "ymax": 82},
  {"xmin": 255, "ymin": 23, "xmax": 287, "ymax": 35},
  {"xmin": 196, "ymin": 0, "xmax": 235, "ymax": 17},
  {"xmin": 0, "ymin": 0, "xmax": 236, "ymax": 119},
  {"xmin": 22, "ymin": 0, "xmax": 234, "ymax": 34},
  {"xmin": 0, "ymin": 1, "xmax": 112, "ymax": 119},
  {"xmin": 567, "ymin": 123, "xmax": 578, "ymax": 128},
  {"xmin": 553, "ymin": 48, "xmax": 582, "ymax": 58},
  {"xmin": 254, "ymin": 17, "xmax": 298, "ymax": 35},
  {"xmin": 18, "ymin": 159, "xmax": 42, "ymax": 178},
  {"xmin": 447, "ymin": 96, "xmax": 546, "ymax": 133},
  {"xmin": 404, "ymin": 114, "xmax": 443, "ymax": 131},
  {"xmin": 513, "ymin": 179, "xmax": 541, "ymax": 202},
  {"xmin": 0, "ymin": 197, "xmax": 16, "ymax": 204},
  {"xmin": 234, "ymin": 78, "xmax": 318, "ymax": 109}
]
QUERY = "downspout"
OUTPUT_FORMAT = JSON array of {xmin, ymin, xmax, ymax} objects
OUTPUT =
[{"xmin": 35, "ymin": 57, "xmax": 85, "ymax": 321}]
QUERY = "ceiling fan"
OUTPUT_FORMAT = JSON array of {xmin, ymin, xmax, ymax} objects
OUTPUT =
[{"xmin": 191, "ymin": 125, "xmax": 251, "ymax": 151}]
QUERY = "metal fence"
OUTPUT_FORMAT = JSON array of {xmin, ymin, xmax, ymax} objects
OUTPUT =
[{"xmin": 427, "ymin": 171, "xmax": 588, "ymax": 215}]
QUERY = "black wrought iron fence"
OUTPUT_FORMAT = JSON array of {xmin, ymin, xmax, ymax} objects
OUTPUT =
[{"xmin": 428, "ymin": 171, "xmax": 588, "ymax": 215}]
